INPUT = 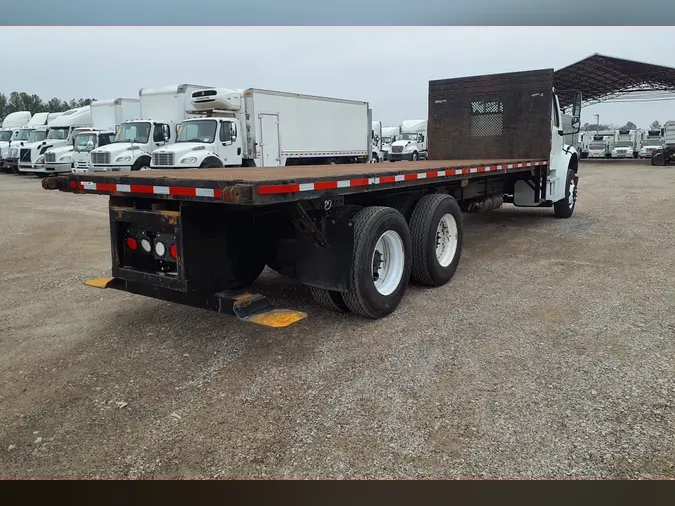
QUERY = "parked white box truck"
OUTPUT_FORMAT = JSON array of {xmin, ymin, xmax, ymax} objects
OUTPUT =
[
  {"xmin": 85, "ymin": 84, "xmax": 211, "ymax": 173},
  {"xmin": 639, "ymin": 129, "xmax": 663, "ymax": 159},
  {"xmin": 0, "ymin": 111, "xmax": 31, "ymax": 170},
  {"xmin": 150, "ymin": 88, "xmax": 371, "ymax": 169},
  {"xmin": 19, "ymin": 106, "xmax": 93, "ymax": 174},
  {"xmin": 380, "ymin": 125, "xmax": 400, "ymax": 161},
  {"xmin": 389, "ymin": 119, "xmax": 428, "ymax": 161},
  {"xmin": 612, "ymin": 129, "xmax": 639, "ymax": 159},
  {"xmin": 72, "ymin": 98, "xmax": 141, "ymax": 172}
]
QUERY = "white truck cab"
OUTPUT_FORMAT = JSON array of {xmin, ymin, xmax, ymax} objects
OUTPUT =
[
  {"xmin": 639, "ymin": 129, "xmax": 663, "ymax": 159},
  {"xmin": 86, "ymin": 84, "xmax": 211, "ymax": 173},
  {"xmin": 389, "ymin": 119, "xmax": 428, "ymax": 162},
  {"xmin": 40, "ymin": 127, "xmax": 101, "ymax": 174},
  {"xmin": 18, "ymin": 106, "xmax": 92, "ymax": 174},
  {"xmin": 72, "ymin": 130, "xmax": 117, "ymax": 171},
  {"xmin": 0, "ymin": 111, "xmax": 31, "ymax": 170},
  {"xmin": 380, "ymin": 125, "xmax": 400, "ymax": 161}
]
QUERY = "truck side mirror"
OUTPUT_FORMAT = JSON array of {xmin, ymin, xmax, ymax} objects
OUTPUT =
[
  {"xmin": 87, "ymin": 140, "xmax": 95, "ymax": 150},
  {"xmin": 572, "ymin": 91, "xmax": 582, "ymax": 129}
]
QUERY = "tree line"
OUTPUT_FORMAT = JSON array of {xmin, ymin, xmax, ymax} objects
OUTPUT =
[
  {"xmin": 581, "ymin": 120, "xmax": 662, "ymax": 132},
  {"xmin": 0, "ymin": 92, "xmax": 96, "ymax": 121}
]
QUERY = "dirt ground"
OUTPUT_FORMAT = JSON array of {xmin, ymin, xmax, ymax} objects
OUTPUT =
[{"xmin": 0, "ymin": 160, "xmax": 673, "ymax": 478}]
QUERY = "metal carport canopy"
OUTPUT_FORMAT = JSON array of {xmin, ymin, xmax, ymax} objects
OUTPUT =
[{"xmin": 554, "ymin": 53, "xmax": 675, "ymax": 109}]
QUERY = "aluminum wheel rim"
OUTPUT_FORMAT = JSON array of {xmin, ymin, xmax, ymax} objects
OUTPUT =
[
  {"xmin": 372, "ymin": 230, "xmax": 405, "ymax": 296},
  {"xmin": 568, "ymin": 178, "xmax": 576, "ymax": 207},
  {"xmin": 435, "ymin": 213, "xmax": 458, "ymax": 267}
]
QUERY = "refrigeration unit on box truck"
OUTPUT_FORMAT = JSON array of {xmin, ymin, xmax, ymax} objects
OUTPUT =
[
  {"xmin": 72, "ymin": 98, "xmax": 141, "ymax": 172},
  {"xmin": 86, "ymin": 84, "xmax": 211, "ymax": 173},
  {"xmin": 43, "ymin": 68, "xmax": 582, "ymax": 327},
  {"xmin": 150, "ymin": 88, "xmax": 371, "ymax": 169}
]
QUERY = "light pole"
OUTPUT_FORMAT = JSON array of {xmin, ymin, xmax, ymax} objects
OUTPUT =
[{"xmin": 594, "ymin": 114, "xmax": 600, "ymax": 133}]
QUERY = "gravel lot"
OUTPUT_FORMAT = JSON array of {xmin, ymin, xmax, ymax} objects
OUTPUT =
[{"xmin": 0, "ymin": 160, "xmax": 673, "ymax": 478}]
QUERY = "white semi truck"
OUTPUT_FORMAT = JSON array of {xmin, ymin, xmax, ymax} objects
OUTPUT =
[
  {"xmin": 86, "ymin": 84, "xmax": 211, "ymax": 173},
  {"xmin": 380, "ymin": 126, "xmax": 400, "ymax": 161},
  {"xmin": 4, "ymin": 112, "xmax": 51, "ymax": 173},
  {"xmin": 0, "ymin": 111, "xmax": 31, "ymax": 171},
  {"xmin": 71, "ymin": 98, "xmax": 141, "ymax": 172},
  {"xmin": 388, "ymin": 119, "xmax": 428, "ymax": 162},
  {"xmin": 18, "ymin": 106, "xmax": 92, "ymax": 175},
  {"xmin": 150, "ymin": 88, "xmax": 371, "ymax": 169}
]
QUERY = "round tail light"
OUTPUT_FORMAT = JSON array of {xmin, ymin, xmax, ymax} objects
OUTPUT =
[
  {"xmin": 126, "ymin": 237, "xmax": 137, "ymax": 250},
  {"xmin": 170, "ymin": 244, "xmax": 177, "ymax": 260}
]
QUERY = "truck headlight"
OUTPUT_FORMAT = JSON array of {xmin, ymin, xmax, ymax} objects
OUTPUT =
[
  {"xmin": 59, "ymin": 155, "xmax": 72, "ymax": 162},
  {"xmin": 180, "ymin": 157, "xmax": 198, "ymax": 164},
  {"xmin": 116, "ymin": 156, "xmax": 132, "ymax": 162},
  {"xmin": 36, "ymin": 155, "xmax": 45, "ymax": 164}
]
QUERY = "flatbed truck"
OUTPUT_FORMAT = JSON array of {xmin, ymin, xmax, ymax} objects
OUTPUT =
[{"xmin": 42, "ymin": 69, "xmax": 582, "ymax": 327}]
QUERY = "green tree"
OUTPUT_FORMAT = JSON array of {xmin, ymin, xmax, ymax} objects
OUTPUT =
[{"xmin": 622, "ymin": 121, "xmax": 637, "ymax": 130}]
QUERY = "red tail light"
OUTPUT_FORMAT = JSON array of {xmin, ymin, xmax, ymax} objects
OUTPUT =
[
  {"xmin": 126, "ymin": 237, "xmax": 137, "ymax": 250},
  {"xmin": 170, "ymin": 244, "xmax": 177, "ymax": 260}
]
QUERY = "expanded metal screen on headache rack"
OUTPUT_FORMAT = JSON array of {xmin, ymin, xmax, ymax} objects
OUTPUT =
[{"xmin": 427, "ymin": 69, "xmax": 554, "ymax": 161}]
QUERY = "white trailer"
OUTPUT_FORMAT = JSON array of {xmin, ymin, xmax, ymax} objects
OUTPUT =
[
  {"xmin": 19, "ymin": 106, "xmax": 93, "ymax": 174},
  {"xmin": 72, "ymin": 98, "xmax": 141, "ymax": 171},
  {"xmin": 380, "ymin": 125, "xmax": 400, "ymax": 161},
  {"xmin": 84, "ymin": 84, "xmax": 211, "ymax": 173},
  {"xmin": 389, "ymin": 119, "xmax": 428, "ymax": 162},
  {"xmin": 150, "ymin": 88, "xmax": 371, "ymax": 169}
]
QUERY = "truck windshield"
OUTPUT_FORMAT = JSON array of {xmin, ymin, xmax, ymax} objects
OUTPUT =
[
  {"xmin": 399, "ymin": 133, "xmax": 419, "ymax": 141},
  {"xmin": 16, "ymin": 129, "xmax": 34, "ymax": 141},
  {"xmin": 27, "ymin": 130, "xmax": 47, "ymax": 143},
  {"xmin": 74, "ymin": 133, "xmax": 97, "ymax": 152},
  {"xmin": 644, "ymin": 139, "xmax": 661, "ymax": 146},
  {"xmin": 382, "ymin": 136, "xmax": 395, "ymax": 144},
  {"xmin": 589, "ymin": 143, "xmax": 605, "ymax": 149},
  {"xmin": 615, "ymin": 141, "xmax": 632, "ymax": 147},
  {"xmin": 47, "ymin": 127, "xmax": 70, "ymax": 140},
  {"xmin": 176, "ymin": 120, "xmax": 217, "ymax": 143},
  {"xmin": 115, "ymin": 122, "xmax": 151, "ymax": 144},
  {"xmin": 0, "ymin": 131, "xmax": 12, "ymax": 141}
]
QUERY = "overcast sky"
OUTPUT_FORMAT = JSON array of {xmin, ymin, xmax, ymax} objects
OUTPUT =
[{"xmin": 2, "ymin": 27, "xmax": 675, "ymax": 128}]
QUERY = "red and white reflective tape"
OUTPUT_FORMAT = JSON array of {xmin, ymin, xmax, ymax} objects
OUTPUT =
[
  {"xmin": 257, "ymin": 160, "xmax": 549, "ymax": 195},
  {"xmin": 76, "ymin": 181, "xmax": 221, "ymax": 198}
]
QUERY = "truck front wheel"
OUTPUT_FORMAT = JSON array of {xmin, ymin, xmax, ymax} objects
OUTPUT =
[
  {"xmin": 409, "ymin": 194, "xmax": 463, "ymax": 286},
  {"xmin": 342, "ymin": 207, "xmax": 412, "ymax": 318},
  {"xmin": 411, "ymin": 152, "xmax": 419, "ymax": 161},
  {"xmin": 131, "ymin": 158, "xmax": 151, "ymax": 171},
  {"xmin": 200, "ymin": 157, "xmax": 224, "ymax": 169},
  {"xmin": 553, "ymin": 168, "xmax": 578, "ymax": 218}
]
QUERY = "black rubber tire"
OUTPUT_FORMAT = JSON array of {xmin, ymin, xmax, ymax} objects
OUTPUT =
[
  {"xmin": 651, "ymin": 151, "xmax": 665, "ymax": 166},
  {"xmin": 200, "ymin": 157, "xmax": 223, "ymax": 169},
  {"xmin": 131, "ymin": 157, "xmax": 151, "ymax": 171},
  {"xmin": 309, "ymin": 286, "xmax": 350, "ymax": 313},
  {"xmin": 409, "ymin": 194, "xmax": 463, "ymax": 287},
  {"xmin": 554, "ymin": 168, "xmax": 578, "ymax": 218},
  {"xmin": 411, "ymin": 152, "xmax": 419, "ymax": 162},
  {"xmin": 342, "ymin": 207, "xmax": 412, "ymax": 319}
]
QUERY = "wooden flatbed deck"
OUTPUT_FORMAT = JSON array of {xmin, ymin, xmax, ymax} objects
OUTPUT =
[{"xmin": 43, "ymin": 158, "xmax": 549, "ymax": 205}]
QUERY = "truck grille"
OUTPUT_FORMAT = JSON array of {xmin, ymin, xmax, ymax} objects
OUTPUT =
[
  {"xmin": 391, "ymin": 145, "xmax": 403, "ymax": 153},
  {"xmin": 20, "ymin": 148, "xmax": 31, "ymax": 162},
  {"xmin": 45, "ymin": 153, "xmax": 56, "ymax": 163},
  {"xmin": 75, "ymin": 161, "xmax": 90, "ymax": 168},
  {"xmin": 152, "ymin": 152, "xmax": 175, "ymax": 166},
  {"xmin": 92, "ymin": 152, "xmax": 110, "ymax": 165}
]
